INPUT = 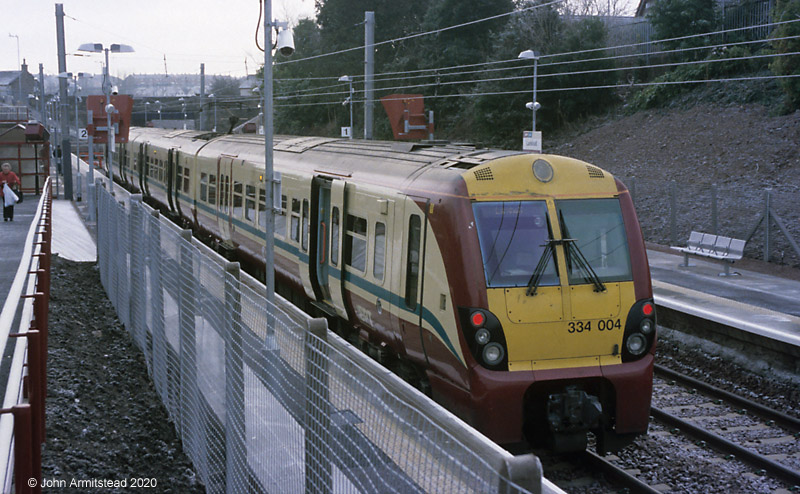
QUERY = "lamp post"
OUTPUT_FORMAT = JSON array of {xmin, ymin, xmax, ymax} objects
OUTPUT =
[
  {"xmin": 338, "ymin": 75, "xmax": 354, "ymax": 139},
  {"xmin": 78, "ymin": 42, "xmax": 134, "ymax": 186},
  {"xmin": 264, "ymin": 3, "xmax": 295, "ymax": 306},
  {"xmin": 179, "ymin": 97, "xmax": 186, "ymax": 129},
  {"xmin": 145, "ymin": 101, "xmax": 150, "ymax": 126},
  {"xmin": 518, "ymin": 50, "xmax": 541, "ymax": 133},
  {"xmin": 8, "ymin": 34, "xmax": 21, "ymax": 105},
  {"xmin": 209, "ymin": 94, "xmax": 217, "ymax": 132},
  {"xmin": 155, "ymin": 100, "xmax": 162, "ymax": 123}
]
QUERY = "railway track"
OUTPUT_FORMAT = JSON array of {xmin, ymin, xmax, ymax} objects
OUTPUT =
[{"xmin": 542, "ymin": 363, "xmax": 800, "ymax": 493}]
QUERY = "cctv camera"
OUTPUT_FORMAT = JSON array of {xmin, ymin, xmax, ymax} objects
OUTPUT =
[
  {"xmin": 525, "ymin": 101, "xmax": 542, "ymax": 111},
  {"xmin": 111, "ymin": 85, "xmax": 119, "ymax": 95},
  {"xmin": 276, "ymin": 28, "xmax": 295, "ymax": 57}
]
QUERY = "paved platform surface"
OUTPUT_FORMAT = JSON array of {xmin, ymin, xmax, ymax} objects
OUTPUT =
[
  {"xmin": 0, "ymin": 197, "xmax": 42, "ymax": 305},
  {"xmin": 52, "ymin": 199, "xmax": 96, "ymax": 262},
  {"xmin": 649, "ymin": 249, "xmax": 800, "ymax": 345}
]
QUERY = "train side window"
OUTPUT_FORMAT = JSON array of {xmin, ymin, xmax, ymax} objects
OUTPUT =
[
  {"xmin": 200, "ymin": 173, "xmax": 208, "ymax": 202},
  {"xmin": 405, "ymin": 215, "xmax": 422, "ymax": 310},
  {"xmin": 301, "ymin": 200, "xmax": 310, "ymax": 252},
  {"xmin": 258, "ymin": 187, "xmax": 267, "ymax": 229},
  {"xmin": 208, "ymin": 175, "xmax": 217, "ymax": 205},
  {"xmin": 233, "ymin": 181, "xmax": 243, "ymax": 218},
  {"xmin": 290, "ymin": 199, "xmax": 301, "ymax": 242},
  {"xmin": 183, "ymin": 170, "xmax": 190, "ymax": 193},
  {"xmin": 245, "ymin": 185, "xmax": 256, "ymax": 222},
  {"xmin": 176, "ymin": 166, "xmax": 183, "ymax": 192},
  {"xmin": 373, "ymin": 222, "xmax": 386, "ymax": 281},
  {"xmin": 331, "ymin": 207, "xmax": 339, "ymax": 266},
  {"xmin": 274, "ymin": 195, "xmax": 287, "ymax": 237},
  {"xmin": 159, "ymin": 160, "xmax": 164, "ymax": 182},
  {"xmin": 345, "ymin": 214, "xmax": 367, "ymax": 273}
]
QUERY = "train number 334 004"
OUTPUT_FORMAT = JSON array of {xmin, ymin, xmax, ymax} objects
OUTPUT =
[{"xmin": 568, "ymin": 319, "xmax": 622, "ymax": 333}]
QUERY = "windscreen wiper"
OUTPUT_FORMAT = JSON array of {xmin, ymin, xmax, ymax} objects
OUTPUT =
[
  {"xmin": 526, "ymin": 239, "xmax": 558, "ymax": 296},
  {"xmin": 563, "ymin": 238, "xmax": 606, "ymax": 293},
  {"xmin": 559, "ymin": 211, "xmax": 606, "ymax": 293}
]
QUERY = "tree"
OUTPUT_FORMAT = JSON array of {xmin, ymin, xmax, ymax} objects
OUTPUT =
[
  {"xmin": 210, "ymin": 76, "xmax": 241, "ymax": 97},
  {"xmin": 770, "ymin": 0, "xmax": 800, "ymax": 109},
  {"xmin": 647, "ymin": 0, "xmax": 716, "ymax": 60}
]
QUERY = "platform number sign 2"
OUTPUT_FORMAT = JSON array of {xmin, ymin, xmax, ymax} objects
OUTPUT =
[{"xmin": 79, "ymin": 128, "xmax": 89, "ymax": 141}]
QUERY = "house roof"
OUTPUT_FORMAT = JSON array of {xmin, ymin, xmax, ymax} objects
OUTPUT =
[{"xmin": 0, "ymin": 72, "xmax": 21, "ymax": 87}]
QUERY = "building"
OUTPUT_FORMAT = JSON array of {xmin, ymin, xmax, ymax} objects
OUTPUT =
[{"xmin": 0, "ymin": 60, "xmax": 36, "ymax": 106}]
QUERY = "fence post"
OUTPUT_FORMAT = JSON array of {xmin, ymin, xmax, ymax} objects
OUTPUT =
[
  {"xmin": 129, "ymin": 195, "xmax": 143, "ymax": 340},
  {"xmin": 764, "ymin": 189, "xmax": 771, "ymax": 262},
  {"xmin": 0, "ymin": 405, "xmax": 37, "ymax": 494},
  {"xmin": 304, "ymin": 318, "xmax": 331, "ymax": 494},
  {"xmin": 711, "ymin": 184, "xmax": 718, "ymax": 235},
  {"xmin": 224, "ymin": 262, "xmax": 244, "ymax": 493},
  {"xmin": 669, "ymin": 181, "xmax": 677, "ymax": 246},
  {"xmin": 178, "ymin": 229, "xmax": 199, "ymax": 467},
  {"xmin": 498, "ymin": 453, "xmax": 542, "ymax": 494},
  {"xmin": 87, "ymin": 172, "xmax": 95, "ymax": 222},
  {"xmin": 150, "ymin": 210, "xmax": 166, "ymax": 391}
]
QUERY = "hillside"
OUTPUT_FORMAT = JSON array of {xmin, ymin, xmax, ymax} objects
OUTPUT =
[{"xmin": 545, "ymin": 102, "xmax": 800, "ymax": 271}]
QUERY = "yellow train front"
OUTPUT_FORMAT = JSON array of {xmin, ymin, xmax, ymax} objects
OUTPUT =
[{"xmin": 429, "ymin": 154, "xmax": 655, "ymax": 453}]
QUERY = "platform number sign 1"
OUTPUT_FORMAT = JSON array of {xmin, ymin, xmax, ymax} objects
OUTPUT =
[
  {"xmin": 341, "ymin": 126, "xmax": 352, "ymax": 138},
  {"xmin": 79, "ymin": 128, "xmax": 88, "ymax": 141}
]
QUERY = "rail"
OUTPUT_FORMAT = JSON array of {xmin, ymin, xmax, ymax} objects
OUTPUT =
[
  {"xmin": 0, "ymin": 178, "xmax": 53, "ymax": 493},
  {"xmin": 94, "ymin": 182, "xmax": 564, "ymax": 494}
]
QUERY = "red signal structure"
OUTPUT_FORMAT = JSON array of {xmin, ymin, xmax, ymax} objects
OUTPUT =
[
  {"xmin": 85, "ymin": 94, "xmax": 134, "ymax": 144},
  {"xmin": 380, "ymin": 94, "xmax": 434, "ymax": 141}
]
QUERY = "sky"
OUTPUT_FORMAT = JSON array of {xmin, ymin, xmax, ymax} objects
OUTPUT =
[{"xmin": 0, "ymin": 0, "xmax": 317, "ymax": 78}]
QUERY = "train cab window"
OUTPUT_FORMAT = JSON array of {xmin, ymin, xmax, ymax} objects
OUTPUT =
[
  {"xmin": 345, "ymin": 214, "xmax": 367, "ymax": 273},
  {"xmin": 473, "ymin": 201, "xmax": 557, "ymax": 288},
  {"xmin": 158, "ymin": 160, "xmax": 164, "ymax": 182},
  {"xmin": 220, "ymin": 175, "xmax": 230, "ymax": 214},
  {"xmin": 331, "ymin": 207, "xmax": 340, "ymax": 266},
  {"xmin": 556, "ymin": 198, "xmax": 632, "ymax": 284},
  {"xmin": 373, "ymin": 222, "xmax": 386, "ymax": 281},
  {"xmin": 405, "ymin": 215, "xmax": 422, "ymax": 310},
  {"xmin": 245, "ymin": 185, "xmax": 256, "ymax": 222},
  {"xmin": 233, "ymin": 181, "xmax": 244, "ymax": 218},
  {"xmin": 290, "ymin": 199, "xmax": 301, "ymax": 242},
  {"xmin": 208, "ymin": 175, "xmax": 217, "ymax": 205},
  {"xmin": 301, "ymin": 200, "xmax": 309, "ymax": 252},
  {"xmin": 200, "ymin": 173, "xmax": 208, "ymax": 202},
  {"xmin": 176, "ymin": 166, "xmax": 183, "ymax": 192}
]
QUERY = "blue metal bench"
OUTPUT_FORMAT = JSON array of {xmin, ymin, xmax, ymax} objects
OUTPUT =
[{"xmin": 671, "ymin": 231, "xmax": 746, "ymax": 276}]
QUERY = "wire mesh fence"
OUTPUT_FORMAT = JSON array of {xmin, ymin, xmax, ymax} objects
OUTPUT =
[
  {"xmin": 95, "ymin": 185, "xmax": 547, "ymax": 494},
  {"xmin": 621, "ymin": 177, "xmax": 800, "ymax": 267}
]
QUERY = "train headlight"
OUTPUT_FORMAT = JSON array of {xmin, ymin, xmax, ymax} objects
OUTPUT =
[
  {"xmin": 532, "ymin": 159, "xmax": 554, "ymax": 183},
  {"xmin": 483, "ymin": 343, "xmax": 505, "ymax": 366},
  {"xmin": 626, "ymin": 333, "xmax": 647, "ymax": 356},
  {"xmin": 475, "ymin": 328, "xmax": 491, "ymax": 345},
  {"xmin": 640, "ymin": 319, "xmax": 654, "ymax": 335}
]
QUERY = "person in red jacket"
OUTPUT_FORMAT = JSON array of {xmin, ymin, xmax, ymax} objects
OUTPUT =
[{"xmin": 0, "ymin": 163, "xmax": 21, "ymax": 222}]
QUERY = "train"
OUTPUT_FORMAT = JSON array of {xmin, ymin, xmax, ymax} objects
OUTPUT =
[{"xmin": 117, "ymin": 127, "xmax": 656, "ymax": 453}]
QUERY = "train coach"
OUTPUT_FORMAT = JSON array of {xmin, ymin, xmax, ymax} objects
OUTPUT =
[{"xmin": 118, "ymin": 127, "xmax": 656, "ymax": 453}]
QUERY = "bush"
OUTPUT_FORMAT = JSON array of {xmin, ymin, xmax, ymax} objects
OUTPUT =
[{"xmin": 770, "ymin": 0, "xmax": 800, "ymax": 109}]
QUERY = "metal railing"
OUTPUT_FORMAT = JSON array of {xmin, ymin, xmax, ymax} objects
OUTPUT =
[
  {"xmin": 95, "ymin": 183, "xmax": 558, "ymax": 494},
  {"xmin": 624, "ymin": 177, "xmax": 800, "ymax": 266},
  {"xmin": 0, "ymin": 178, "xmax": 52, "ymax": 494}
]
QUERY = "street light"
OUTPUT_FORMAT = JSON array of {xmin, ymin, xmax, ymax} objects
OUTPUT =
[
  {"xmin": 208, "ymin": 94, "xmax": 217, "ymax": 132},
  {"xmin": 155, "ymin": 100, "xmax": 162, "ymax": 123},
  {"xmin": 145, "ymin": 101, "xmax": 150, "ymax": 126},
  {"xmin": 518, "ymin": 50, "xmax": 541, "ymax": 134},
  {"xmin": 179, "ymin": 97, "xmax": 186, "ymax": 129},
  {"xmin": 8, "ymin": 33, "xmax": 21, "ymax": 104},
  {"xmin": 78, "ymin": 42, "xmax": 135, "ymax": 185},
  {"xmin": 339, "ymin": 75, "xmax": 354, "ymax": 139}
]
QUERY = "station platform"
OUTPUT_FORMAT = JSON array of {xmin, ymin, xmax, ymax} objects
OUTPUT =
[{"xmin": 648, "ymin": 247, "xmax": 800, "ymax": 352}]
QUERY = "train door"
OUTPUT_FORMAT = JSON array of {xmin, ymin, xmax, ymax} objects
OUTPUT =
[
  {"xmin": 137, "ymin": 143, "xmax": 145, "ymax": 193},
  {"xmin": 401, "ymin": 197, "xmax": 429, "ymax": 365},
  {"xmin": 217, "ymin": 155, "xmax": 235, "ymax": 240},
  {"xmin": 166, "ymin": 149, "xmax": 176, "ymax": 213},
  {"xmin": 312, "ymin": 177, "xmax": 333, "ymax": 302},
  {"xmin": 323, "ymin": 179, "xmax": 349, "ymax": 320},
  {"xmin": 142, "ymin": 144, "xmax": 151, "ymax": 197},
  {"xmin": 174, "ymin": 151, "xmax": 184, "ymax": 217}
]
